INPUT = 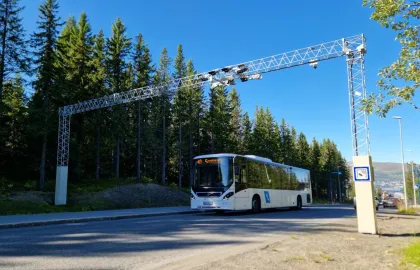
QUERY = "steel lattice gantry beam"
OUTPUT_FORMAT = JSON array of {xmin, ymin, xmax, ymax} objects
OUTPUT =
[{"xmin": 55, "ymin": 34, "xmax": 369, "ymax": 205}]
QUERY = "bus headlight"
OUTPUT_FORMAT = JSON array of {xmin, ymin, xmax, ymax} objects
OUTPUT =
[
  {"xmin": 190, "ymin": 194, "xmax": 196, "ymax": 200},
  {"xmin": 223, "ymin": 192, "xmax": 234, "ymax": 200}
]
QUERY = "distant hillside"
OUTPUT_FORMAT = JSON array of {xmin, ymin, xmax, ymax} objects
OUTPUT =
[
  {"xmin": 347, "ymin": 162, "xmax": 404, "ymax": 191},
  {"xmin": 348, "ymin": 161, "xmax": 403, "ymax": 177}
]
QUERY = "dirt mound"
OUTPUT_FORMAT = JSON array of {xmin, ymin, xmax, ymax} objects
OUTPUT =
[
  {"xmin": 4, "ymin": 191, "xmax": 54, "ymax": 204},
  {"xmin": 74, "ymin": 183, "xmax": 190, "ymax": 208}
]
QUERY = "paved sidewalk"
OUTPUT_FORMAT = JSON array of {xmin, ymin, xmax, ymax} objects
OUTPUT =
[{"xmin": 0, "ymin": 206, "xmax": 195, "ymax": 229}]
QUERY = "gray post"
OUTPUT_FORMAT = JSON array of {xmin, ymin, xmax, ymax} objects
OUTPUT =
[
  {"xmin": 337, "ymin": 166, "xmax": 342, "ymax": 203},
  {"xmin": 394, "ymin": 117, "xmax": 408, "ymax": 210}
]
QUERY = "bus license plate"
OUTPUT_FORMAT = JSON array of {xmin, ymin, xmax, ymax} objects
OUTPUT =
[{"xmin": 203, "ymin": 201, "xmax": 213, "ymax": 206}]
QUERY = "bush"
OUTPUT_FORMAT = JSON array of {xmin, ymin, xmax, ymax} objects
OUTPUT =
[
  {"xmin": 0, "ymin": 200, "xmax": 59, "ymax": 215},
  {"xmin": 23, "ymin": 180, "xmax": 37, "ymax": 190},
  {"xmin": 398, "ymin": 208, "xmax": 418, "ymax": 215},
  {"xmin": 312, "ymin": 198, "xmax": 330, "ymax": 204},
  {"xmin": 0, "ymin": 177, "xmax": 14, "ymax": 197},
  {"xmin": 142, "ymin": 176, "xmax": 153, "ymax": 184}
]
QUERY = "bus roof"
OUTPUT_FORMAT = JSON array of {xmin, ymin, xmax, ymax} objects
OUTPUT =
[
  {"xmin": 194, "ymin": 153, "xmax": 309, "ymax": 172},
  {"xmin": 194, "ymin": 153, "xmax": 238, "ymax": 159}
]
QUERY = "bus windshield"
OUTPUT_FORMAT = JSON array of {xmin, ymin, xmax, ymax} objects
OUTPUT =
[{"xmin": 194, "ymin": 157, "xmax": 233, "ymax": 188}]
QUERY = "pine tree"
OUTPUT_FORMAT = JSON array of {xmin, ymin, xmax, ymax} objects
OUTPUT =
[
  {"xmin": 185, "ymin": 59, "xmax": 204, "ymax": 186},
  {"xmin": 30, "ymin": 0, "xmax": 62, "ymax": 190},
  {"xmin": 241, "ymin": 111, "xmax": 252, "ymax": 154},
  {"xmin": 1, "ymin": 74, "xmax": 27, "ymax": 179},
  {"xmin": 0, "ymin": 0, "xmax": 29, "ymax": 102},
  {"xmin": 290, "ymin": 126, "xmax": 298, "ymax": 165},
  {"xmin": 106, "ymin": 18, "xmax": 131, "ymax": 180},
  {"xmin": 296, "ymin": 132, "xmax": 310, "ymax": 169},
  {"xmin": 89, "ymin": 29, "xmax": 107, "ymax": 180},
  {"xmin": 64, "ymin": 12, "xmax": 94, "ymax": 180},
  {"xmin": 173, "ymin": 44, "xmax": 187, "ymax": 188},
  {"xmin": 249, "ymin": 106, "xmax": 278, "ymax": 160},
  {"xmin": 132, "ymin": 33, "xmax": 153, "ymax": 182},
  {"xmin": 154, "ymin": 47, "xmax": 171, "ymax": 185},
  {"xmin": 309, "ymin": 138, "xmax": 321, "ymax": 197},
  {"xmin": 202, "ymin": 85, "xmax": 233, "ymax": 155},
  {"xmin": 229, "ymin": 87, "xmax": 242, "ymax": 153},
  {"xmin": 279, "ymin": 118, "xmax": 292, "ymax": 164}
]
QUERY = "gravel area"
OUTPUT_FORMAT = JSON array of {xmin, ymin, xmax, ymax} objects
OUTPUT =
[
  {"xmin": 74, "ymin": 183, "xmax": 190, "ymax": 208},
  {"xmin": 3, "ymin": 191, "xmax": 54, "ymax": 204},
  {"xmin": 197, "ymin": 213, "xmax": 420, "ymax": 270},
  {"xmin": 3, "ymin": 184, "xmax": 189, "ymax": 209}
]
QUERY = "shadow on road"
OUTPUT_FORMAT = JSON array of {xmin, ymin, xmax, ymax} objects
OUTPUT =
[
  {"xmin": 379, "ymin": 233, "xmax": 420, "ymax": 238},
  {"xmin": 0, "ymin": 205, "xmax": 357, "ymax": 259}
]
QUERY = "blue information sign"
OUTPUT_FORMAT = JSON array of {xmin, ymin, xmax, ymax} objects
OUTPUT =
[
  {"xmin": 354, "ymin": 166, "xmax": 370, "ymax": 181},
  {"xmin": 264, "ymin": 191, "xmax": 271, "ymax": 203}
]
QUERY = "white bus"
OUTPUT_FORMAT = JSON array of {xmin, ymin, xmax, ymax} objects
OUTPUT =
[{"xmin": 190, "ymin": 153, "xmax": 312, "ymax": 212}]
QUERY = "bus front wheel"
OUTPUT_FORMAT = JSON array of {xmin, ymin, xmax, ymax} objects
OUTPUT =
[{"xmin": 252, "ymin": 195, "xmax": 261, "ymax": 213}]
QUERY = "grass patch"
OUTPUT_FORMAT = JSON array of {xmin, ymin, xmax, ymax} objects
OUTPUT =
[
  {"xmin": 319, "ymin": 254, "xmax": 334, "ymax": 262},
  {"xmin": 281, "ymin": 257, "xmax": 305, "ymax": 262},
  {"xmin": 290, "ymin": 235, "xmax": 298, "ymax": 240},
  {"xmin": 312, "ymin": 198, "xmax": 330, "ymax": 204},
  {"xmin": 402, "ymin": 241, "xmax": 420, "ymax": 267},
  {"xmin": 0, "ymin": 199, "xmax": 115, "ymax": 216},
  {"xmin": 398, "ymin": 208, "xmax": 418, "ymax": 215}
]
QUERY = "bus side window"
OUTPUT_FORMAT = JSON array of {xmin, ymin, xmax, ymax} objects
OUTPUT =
[{"xmin": 241, "ymin": 165, "xmax": 247, "ymax": 184}]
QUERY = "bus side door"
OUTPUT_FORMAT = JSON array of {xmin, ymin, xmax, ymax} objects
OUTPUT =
[{"xmin": 234, "ymin": 158, "xmax": 249, "ymax": 210}]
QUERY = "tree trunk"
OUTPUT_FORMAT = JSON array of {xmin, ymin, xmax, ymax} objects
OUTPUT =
[
  {"xmin": 75, "ymin": 116, "xmax": 83, "ymax": 181},
  {"xmin": 137, "ymin": 101, "xmax": 141, "ymax": 182},
  {"xmin": 95, "ymin": 124, "xmax": 100, "ymax": 180},
  {"xmin": 197, "ymin": 113, "xmax": 200, "ymax": 155},
  {"xmin": 211, "ymin": 134, "xmax": 215, "ymax": 153},
  {"xmin": 189, "ymin": 118, "xmax": 193, "ymax": 188},
  {"xmin": 39, "ymin": 78, "xmax": 50, "ymax": 191},
  {"xmin": 211, "ymin": 117, "xmax": 215, "ymax": 153},
  {"xmin": 0, "ymin": 0, "xmax": 9, "ymax": 101},
  {"xmin": 39, "ymin": 132, "xmax": 47, "ymax": 191},
  {"xmin": 178, "ymin": 111, "xmax": 182, "ymax": 188},
  {"xmin": 161, "ymin": 102, "xmax": 166, "ymax": 185},
  {"xmin": 116, "ymin": 135, "xmax": 120, "ymax": 180}
]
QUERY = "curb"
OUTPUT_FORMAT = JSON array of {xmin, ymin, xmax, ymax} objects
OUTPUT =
[{"xmin": 0, "ymin": 210, "xmax": 197, "ymax": 230}]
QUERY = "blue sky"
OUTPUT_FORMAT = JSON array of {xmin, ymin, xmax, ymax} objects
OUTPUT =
[{"xmin": 21, "ymin": 0, "xmax": 419, "ymax": 163}]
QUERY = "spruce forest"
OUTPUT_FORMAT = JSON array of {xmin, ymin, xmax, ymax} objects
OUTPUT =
[{"xmin": 0, "ymin": 0, "xmax": 350, "ymax": 200}]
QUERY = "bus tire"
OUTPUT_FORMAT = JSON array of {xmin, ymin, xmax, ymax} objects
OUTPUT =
[
  {"xmin": 296, "ymin": 196, "xmax": 302, "ymax": 210},
  {"xmin": 252, "ymin": 195, "xmax": 261, "ymax": 213}
]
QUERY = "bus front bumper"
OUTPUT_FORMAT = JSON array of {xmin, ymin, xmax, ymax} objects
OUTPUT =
[{"xmin": 191, "ymin": 197, "xmax": 233, "ymax": 210}]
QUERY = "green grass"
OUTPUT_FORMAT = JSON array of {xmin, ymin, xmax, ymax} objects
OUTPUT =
[
  {"xmin": 398, "ymin": 208, "xmax": 418, "ymax": 215},
  {"xmin": 402, "ymin": 241, "xmax": 420, "ymax": 267},
  {"xmin": 312, "ymin": 198, "xmax": 330, "ymax": 204},
  {"xmin": 0, "ymin": 199, "xmax": 114, "ymax": 216},
  {"xmin": 319, "ymin": 254, "xmax": 334, "ymax": 262},
  {"xmin": 281, "ymin": 256, "xmax": 305, "ymax": 262}
]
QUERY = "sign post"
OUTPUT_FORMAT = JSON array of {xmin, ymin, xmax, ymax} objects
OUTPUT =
[{"xmin": 353, "ymin": 155, "xmax": 377, "ymax": 234}]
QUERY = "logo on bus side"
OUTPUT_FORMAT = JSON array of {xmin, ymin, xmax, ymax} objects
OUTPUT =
[{"xmin": 264, "ymin": 191, "xmax": 271, "ymax": 204}]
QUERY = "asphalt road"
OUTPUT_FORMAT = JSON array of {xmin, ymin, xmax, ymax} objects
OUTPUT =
[{"xmin": 0, "ymin": 205, "xmax": 363, "ymax": 270}]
